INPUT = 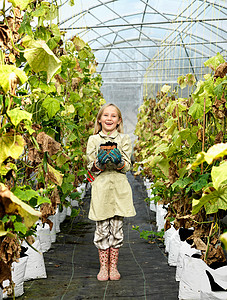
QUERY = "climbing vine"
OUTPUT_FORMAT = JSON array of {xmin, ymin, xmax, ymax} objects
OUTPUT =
[
  {"xmin": 134, "ymin": 53, "xmax": 227, "ymax": 265},
  {"xmin": 0, "ymin": 0, "xmax": 104, "ymax": 289}
]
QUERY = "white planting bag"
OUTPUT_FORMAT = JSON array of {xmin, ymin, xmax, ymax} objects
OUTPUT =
[
  {"xmin": 168, "ymin": 229, "xmax": 183, "ymax": 266},
  {"xmin": 22, "ymin": 240, "xmax": 47, "ymax": 281},
  {"xmin": 36, "ymin": 222, "xmax": 52, "ymax": 252},
  {"xmin": 178, "ymin": 255, "xmax": 209, "ymax": 300},
  {"xmin": 156, "ymin": 203, "xmax": 168, "ymax": 232},
  {"xmin": 164, "ymin": 225, "xmax": 176, "ymax": 253},
  {"xmin": 200, "ymin": 266, "xmax": 227, "ymax": 299},
  {"xmin": 176, "ymin": 241, "xmax": 201, "ymax": 281},
  {"xmin": 0, "ymin": 288, "xmax": 3, "ymax": 300},
  {"xmin": 77, "ymin": 182, "xmax": 86, "ymax": 199},
  {"xmin": 66, "ymin": 205, "xmax": 72, "ymax": 216},
  {"xmin": 149, "ymin": 193, "xmax": 157, "ymax": 212},
  {"xmin": 59, "ymin": 205, "xmax": 67, "ymax": 223},
  {"xmin": 3, "ymin": 256, "xmax": 28, "ymax": 298},
  {"xmin": 65, "ymin": 196, "xmax": 72, "ymax": 216},
  {"xmin": 145, "ymin": 178, "xmax": 152, "ymax": 197},
  {"xmin": 55, "ymin": 207, "xmax": 61, "ymax": 233},
  {"xmin": 48, "ymin": 214, "xmax": 57, "ymax": 243}
]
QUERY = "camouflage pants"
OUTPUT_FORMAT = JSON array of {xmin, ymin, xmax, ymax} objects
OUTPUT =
[{"xmin": 94, "ymin": 216, "xmax": 124, "ymax": 250}]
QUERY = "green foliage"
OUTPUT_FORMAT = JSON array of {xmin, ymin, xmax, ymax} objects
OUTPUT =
[
  {"xmin": 134, "ymin": 53, "xmax": 227, "ymax": 262},
  {"xmin": 0, "ymin": 0, "xmax": 104, "ymax": 271},
  {"xmin": 132, "ymin": 225, "xmax": 164, "ymax": 241}
]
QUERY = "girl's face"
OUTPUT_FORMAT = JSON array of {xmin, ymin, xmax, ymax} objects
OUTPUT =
[{"xmin": 99, "ymin": 106, "xmax": 121, "ymax": 135}]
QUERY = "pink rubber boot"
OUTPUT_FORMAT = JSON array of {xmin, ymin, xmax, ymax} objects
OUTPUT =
[
  {"xmin": 109, "ymin": 247, "xmax": 121, "ymax": 280},
  {"xmin": 97, "ymin": 248, "xmax": 109, "ymax": 281}
]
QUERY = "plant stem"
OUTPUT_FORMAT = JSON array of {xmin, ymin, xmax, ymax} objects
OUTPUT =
[
  {"xmin": 205, "ymin": 221, "xmax": 214, "ymax": 263},
  {"xmin": 201, "ymin": 97, "xmax": 206, "ymax": 174},
  {"xmin": 176, "ymin": 103, "xmax": 181, "ymax": 132}
]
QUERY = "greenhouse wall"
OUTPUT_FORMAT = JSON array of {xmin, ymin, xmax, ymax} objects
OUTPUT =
[{"xmin": 101, "ymin": 82, "xmax": 143, "ymax": 142}]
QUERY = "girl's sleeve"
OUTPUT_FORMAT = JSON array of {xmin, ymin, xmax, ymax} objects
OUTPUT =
[
  {"xmin": 119, "ymin": 134, "xmax": 132, "ymax": 173},
  {"xmin": 86, "ymin": 136, "xmax": 97, "ymax": 171}
]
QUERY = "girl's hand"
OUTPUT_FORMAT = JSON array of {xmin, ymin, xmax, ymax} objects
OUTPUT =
[
  {"xmin": 109, "ymin": 148, "xmax": 122, "ymax": 164},
  {"xmin": 97, "ymin": 149, "xmax": 109, "ymax": 164}
]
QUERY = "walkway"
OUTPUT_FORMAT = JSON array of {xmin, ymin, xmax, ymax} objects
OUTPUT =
[{"xmin": 19, "ymin": 172, "xmax": 179, "ymax": 300}]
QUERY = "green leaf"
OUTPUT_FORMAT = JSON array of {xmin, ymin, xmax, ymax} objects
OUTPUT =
[
  {"xmin": 71, "ymin": 36, "xmax": 86, "ymax": 51},
  {"xmin": 190, "ymin": 174, "xmax": 210, "ymax": 192},
  {"xmin": 172, "ymin": 177, "xmax": 192, "ymax": 190},
  {"xmin": 177, "ymin": 75, "xmax": 187, "ymax": 89},
  {"xmin": 56, "ymin": 154, "xmax": 70, "ymax": 167},
  {"xmin": 188, "ymin": 102, "xmax": 204, "ymax": 119},
  {"xmin": 61, "ymin": 182, "xmax": 74, "ymax": 194},
  {"xmin": 187, "ymin": 152, "xmax": 205, "ymax": 170},
  {"xmin": 14, "ymin": 221, "xmax": 27, "ymax": 235},
  {"xmin": 179, "ymin": 127, "xmax": 198, "ymax": 147},
  {"xmin": 204, "ymin": 53, "xmax": 225, "ymax": 70},
  {"xmin": 220, "ymin": 232, "xmax": 227, "ymax": 250},
  {"xmin": 0, "ymin": 65, "xmax": 28, "ymax": 93},
  {"xmin": 69, "ymin": 0, "xmax": 75, "ymax": 5},
  {"xmin": 214, "ymin": 83, "xmax": 224, "ymax": 100},
  {"xmin": 7, "ymin": 108, "xmax": 32, "ymax": 127},
  {"xmin": 204, "ymin": 143, "xmax": 227, "ymax": 164},
  {"xmin": 157, "ymin": 158, "xmax": 170, "ymax": 177},
  {"xmin": 161, "ymin": 84, "xmax": 171, "ymax": 94},
  {"xmin": 37, "ymin": 196, "xmax": 51, "ymax": 206},
  {"xmin": 13, "ymin": 188, "xmax": 38, "ymax": 201},
  {"xmin": 23, "ymin": 39, "xmax": 61, "ymax": 83},
  {"xmin": 192, "ymin": 185, "xmax": 227, "ymax": 215},
  {"xmin": 0, "ymin": 183, "xmax": 41, "ymax": 228},
  {"xmin": 0, "ymin": 162, "xmax": 17, "ymax": 176},
  {"xmin": 154, "ymin": 143, "xmax": 169, "ymax": 155},
  {"xmin": 0, "ymin": 230, "xmax": 8, "ymax": 237},
  {"xmin": 0, "ymin": 133, "xmax": 25, "ymax": 165},
  {"xmin": 8, "ymin": 0, "xmax": 34, "ymax": 10},
  {"xmin": 204, "ymin": 186, "xmax": 227, "ymax": 214},
  {"xmin": 64, "ymin": 174, "xmax": 75, "ymax": 183},
  {"xmin": 211, "ymin": 161, "xmax": 227, "ymax": 190},
  {"xmin": 71, "ymin": 208, "xmax": 80, "ymax": 217},
  {"xmin": 42, "ymin": 97, "xmax": 60, "ymax": 118}
]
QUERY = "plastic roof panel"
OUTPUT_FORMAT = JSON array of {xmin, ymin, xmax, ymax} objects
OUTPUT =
[{"xmin": 59, "ymin": 0, "xmax": 227, "ymax": 135}]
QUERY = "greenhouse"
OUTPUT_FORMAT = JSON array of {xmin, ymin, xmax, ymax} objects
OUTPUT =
[{"xmin": 0, "ymin": 0, "xmax": 227, "ymax": 299}]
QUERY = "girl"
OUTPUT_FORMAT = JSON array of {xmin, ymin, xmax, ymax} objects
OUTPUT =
[{"xmin": 86, "ymin": 103, "xmax": 136, "ymax": 281}]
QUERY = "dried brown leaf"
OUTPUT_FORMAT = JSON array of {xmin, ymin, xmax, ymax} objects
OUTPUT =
[{"xmin": 214, "ymin": 62, "xmax": 227, "ymax": 80}]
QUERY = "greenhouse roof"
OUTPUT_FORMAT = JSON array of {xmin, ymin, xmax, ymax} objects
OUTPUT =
[{"xmin": 59, "ymin": 0, "xmax": 227, "ymax": 87}]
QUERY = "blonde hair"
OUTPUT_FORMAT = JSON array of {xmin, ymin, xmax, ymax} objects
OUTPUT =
[{"xmin": 94, "ymin": 103, "xmax": 124, "ymax": 134}]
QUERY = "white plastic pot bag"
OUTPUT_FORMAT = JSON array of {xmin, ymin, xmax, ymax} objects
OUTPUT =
[
  {"xmin": 156, "ymin": 203, "xmax": 168, "ymax": 232},
  {"xmin": 77, "ymin": 182, "xmax": 86, "ymax": 199},
  {"xmin": 149, "ymin": 194, "xmax": 157, "ymax": 213},
  {"xmin": 22, "ymin": 239, "xmax": 47, "ymax": 281},
  {"xmin": 53, "ymin": 207, "xmax": 60, "ymax": 234},
  {"xmin": 36, "ymin": 222, "xmax": 52, "ymax": 253},
  {"xmin": 176, "ymin": 241, "xmax": 201, "ymax": 281},
  {"xmin": 65, "ymin": 196, "xmax": 72, "ymax": 216},
  {"xmin": 145, "ymin": 179, "xmax": 152, "ymax": 197},
  {"xmin": 164, "ymin": 225, "xmax": 176, "ymax": 253},
  {"xmin": 48, "ymin": 214, "xmax": 57, "ymax": 243},
  {"xmin": 59, "ymin": 205, "xmax": 67, "ymax": 223},
  {"xmin": 178, "ymin": 255, "xmax": 209, "ymax": 300},
  {"xmin": 3, "ymin": 256, "xmax": 28, "ymax": 298},
  {"xmin": 200, "ymin": 266, "xmax": 227, "ymax": 300},
  {"xmin": 168, "ymin": 229, "xmax": 183, "ymax": 266}
]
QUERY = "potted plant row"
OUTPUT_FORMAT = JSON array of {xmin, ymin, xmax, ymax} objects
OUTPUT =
[
  {"xmin": 0, "ymin": 0, "xmax": 103, "ymax": 298},
  {"xmin": 133, "ymin": 53, "xmax": 227, "ymax": 299}
]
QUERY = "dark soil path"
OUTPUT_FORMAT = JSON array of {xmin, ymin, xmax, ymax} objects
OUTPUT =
[{"xmin": 18, "ymin": 172, "xmax": 179, "ymax": 300}]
